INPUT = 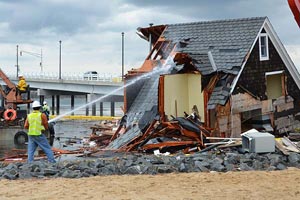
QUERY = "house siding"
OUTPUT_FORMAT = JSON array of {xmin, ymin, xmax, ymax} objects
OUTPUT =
[{"xmin": 232, "ymin": 37, "xmax": 300, "ymax": 134}]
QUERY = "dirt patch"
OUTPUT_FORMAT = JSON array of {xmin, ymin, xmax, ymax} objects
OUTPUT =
[{"xmin": 1, "ymin": 168, "xmax": 300, "ymax": 200}]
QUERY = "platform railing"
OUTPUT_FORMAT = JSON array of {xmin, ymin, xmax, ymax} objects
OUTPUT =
[{"xmin": 5, "ymin": 71, "xmax": 123, "ymax": 83}]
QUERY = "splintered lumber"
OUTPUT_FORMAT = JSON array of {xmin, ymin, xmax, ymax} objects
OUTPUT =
[
  {"xmin": 107, "ymin": 116, "xmax": 211, "ymax": 153},
  {"xmin": 141, "ymin": 141, "xmax": 198, "ymax": 150},
  {"xmin": 282, "ymin": 136, "xmax": 300, "ymax": 153},
  {"xmin": 288, "ymin": 132, "xmax": 300, "ymax": 141},
  {"xmin": 52, "ymin": 147, "xmax": 84, "ymax": 154}
]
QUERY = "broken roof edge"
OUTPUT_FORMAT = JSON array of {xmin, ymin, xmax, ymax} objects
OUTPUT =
[
  {"xmin": 229, "ymin": 17, "xmax": 268, "ymax": 95},
  {"xmin": 263, "ymin": 18, "xmax": 300, "ymax": 90},
  {"xmin": 137, "ymin": 25, "xmax": 167, "ymax": 42}
]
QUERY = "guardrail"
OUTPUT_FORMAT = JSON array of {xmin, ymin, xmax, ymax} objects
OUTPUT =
[{"xmin": 5, "ymin": 71, "xmax": 123, "ymax": 83}]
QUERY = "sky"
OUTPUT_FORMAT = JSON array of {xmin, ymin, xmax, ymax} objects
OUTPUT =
[{"xmin": 0, "ymin": 0, "xmax": 299, "ymax": 76}]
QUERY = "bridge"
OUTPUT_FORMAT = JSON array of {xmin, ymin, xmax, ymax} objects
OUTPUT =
[{"xmin": 0, "ymin": 72, "xmax": 124, "ymax": 117}]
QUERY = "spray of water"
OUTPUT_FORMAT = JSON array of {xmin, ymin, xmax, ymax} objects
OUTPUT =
[{"xmin": 48, "ymin": 57, "xmax": 175, "ymax": 123}]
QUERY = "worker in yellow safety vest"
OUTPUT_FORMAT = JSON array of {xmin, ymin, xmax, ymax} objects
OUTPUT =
[
  {"xmin": 24, "ymin": 101, "xmax": 55, "ymax": 163},
  {"xmin": 16, "ymin": 74, "xmax": 27, "ymax": 93}
]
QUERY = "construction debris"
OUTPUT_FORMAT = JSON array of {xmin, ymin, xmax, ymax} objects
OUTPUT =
[{"xmin": 104, "ymin": 110, "xmax": 211, "ymax": 154}]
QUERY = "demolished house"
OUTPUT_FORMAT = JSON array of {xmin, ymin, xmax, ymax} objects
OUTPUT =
[{"xmin": 107, "ymin": 17, "xmax": 300, "ymax": 153}]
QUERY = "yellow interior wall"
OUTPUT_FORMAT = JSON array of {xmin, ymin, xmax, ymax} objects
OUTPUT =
[
  {"xmin": 266, "ymin": 74, "xmax": 282, "ymax": 99},
  {"xmin": 188, "ymin": 74, "xmax": 204, "ymax": 120},
  {"xmin": 164, "ymin": 74, "xmax": 204, "ymax": 119}
]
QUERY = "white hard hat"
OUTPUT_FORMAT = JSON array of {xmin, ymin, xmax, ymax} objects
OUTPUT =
[
  {"xmin": 18, "ymin": 74, "xmax": 23, "ymax": 77},
  {"xmin": 32, "ymin": 101, "xmax": 41, "ymax": 108},
  {"xmin": 43, "ymin": 101, "xmax": 47, "ymax": 105}
]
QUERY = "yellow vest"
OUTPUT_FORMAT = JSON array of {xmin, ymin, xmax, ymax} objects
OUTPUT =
[{"xmin": 27, "ymin": 111, "xmax": 45, "ymax": 136}]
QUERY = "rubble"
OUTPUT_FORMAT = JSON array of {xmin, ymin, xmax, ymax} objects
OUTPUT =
[{"xmin": 0, "ymin": 149, "xmax": 300, "ymax": 180}]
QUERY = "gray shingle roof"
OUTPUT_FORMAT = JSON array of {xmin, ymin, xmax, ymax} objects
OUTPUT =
[
  {"xmin": 107, "ymin": 75, "xmax": 160, "ymax": 149},
  {"xmin": 163, "ymin": 17, "xmax": 266, "ymax": 74}
]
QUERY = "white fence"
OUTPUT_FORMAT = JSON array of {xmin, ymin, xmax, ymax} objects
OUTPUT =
[{"xmin": 5, "ymin": 71, "xmax": 123, "ymax": 83}]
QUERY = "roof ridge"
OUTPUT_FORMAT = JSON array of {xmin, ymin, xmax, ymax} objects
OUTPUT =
[{"xmin": 167, "ymin": 16, "xmax": 267, "ymax": 26}]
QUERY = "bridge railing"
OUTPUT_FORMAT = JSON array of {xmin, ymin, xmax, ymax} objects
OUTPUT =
[{"xmin": 5, "ymin": 71, "xmax": 123, "ymax": 83}]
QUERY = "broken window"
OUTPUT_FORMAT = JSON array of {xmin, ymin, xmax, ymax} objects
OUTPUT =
[
  {"xmin": 259, "ymin": 33, "xmax": 269, "ymax": 61},
  {"xmin": 266, "ymin": 71, "xmax": 285, "ymax": 100}
]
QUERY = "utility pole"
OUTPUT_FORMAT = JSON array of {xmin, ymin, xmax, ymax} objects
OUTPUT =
[
  {"xmin": 16, "ymin": 45, "xmax": 19, "ymax": 78},
  {"xmin": 149, "ymin": 23, "xmax": 153, "ymax": 52},
  {"xmin": 40, "ymin": 48, "xmax": 43, "ymax": 73},
  {"xmin": 59, "ymin": 40, "xmax": 62, "ymax": 80},
  {"xmin": 121, "ymin": 32, "xmax": 124, "ymax": 81}
]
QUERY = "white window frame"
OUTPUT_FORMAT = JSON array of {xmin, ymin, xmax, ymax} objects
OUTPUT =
[{"xmin": 259, "ymin": 33, "xmax": 269, "ymax": 61}]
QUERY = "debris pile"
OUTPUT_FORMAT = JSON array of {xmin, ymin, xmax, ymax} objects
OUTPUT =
[
  {"xmin": 89, "ymin": 121, "xmax": 116, "ymax": 148},
  {"xmin": 108, "ymin": 114, "xmax": 210, "ymax": 154}
]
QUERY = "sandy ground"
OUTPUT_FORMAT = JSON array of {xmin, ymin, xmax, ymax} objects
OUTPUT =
[{"xmin": 0, "ymin": 168, "xmax": 300, "ymax": 200}]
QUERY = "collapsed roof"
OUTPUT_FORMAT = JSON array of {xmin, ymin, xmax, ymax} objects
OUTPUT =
[{"xmin": 139, "ymin": 17, "xmax": 267, "ymax": 109}]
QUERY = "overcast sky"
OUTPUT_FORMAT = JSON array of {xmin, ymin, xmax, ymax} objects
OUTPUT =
[{"xmin": 0, "ymin": 0, "xmax": 299, "ymax": 76}]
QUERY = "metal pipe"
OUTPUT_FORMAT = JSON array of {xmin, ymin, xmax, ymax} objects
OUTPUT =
[
  {"xmin": 16, "ymin": 45, "xmax": 19, "ymax": 78},
  {"xmin": 40, "ymin": 48, "xmax": 43, "ymax": 73},
  {"xmin": 59, "ymin": 40, "xmax": 62, "ymax": 80},
  {"xmin": 149, "ymin": 23, "xmax": 153, "ymax": 52},
  {"xmin": 121, "ymin": 32, "xmax": 124, "ymax": 81}
]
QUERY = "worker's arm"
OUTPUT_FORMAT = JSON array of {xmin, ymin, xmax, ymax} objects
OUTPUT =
[
  {"xmin": 24, "ymin": 118, "xmax": 29, "ymax": 129},
  {"xmin": 41, "ymin": 113, "xmax": 49, "ymax": 130}
]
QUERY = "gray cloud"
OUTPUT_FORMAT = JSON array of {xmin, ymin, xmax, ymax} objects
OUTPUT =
[
  {"xmin": 0, "ymin": 0, "xmax": 299, "ymax": 74},
  {"xmin": 0, "ymin": 0, "xmax": 114, "ymax": 35}
]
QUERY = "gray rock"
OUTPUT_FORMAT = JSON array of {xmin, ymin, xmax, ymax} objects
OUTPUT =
[
  {"xmin": 81, "ymin": 172, "xmax": 91, "ymax": 177},
  {"xmin": 225, "ymin": 163, "xmax": 235, "ymax": 171},
  {"xmin": 68, "ymin": 163, "xmax": 80, "ymax": 171},
  {"xmin": 252, "ymin": 160, "xmax": 263, "ymax": 170},
  {"xmin": 4, "ymin": 163, "xmax": 18, "ymax": 170},
  {"xmin": 61, "ymin": 161, "xmax": 74, "ymax": 168},
  {"xmin": 267, "ymin": 166, "xmax": 277, "ymax": 171},
  {"xmin": 2, "ymin": 172, "xmax": 17, "ymax": 180},
  {"xmin": 61, "ymin": 170, "xmax": 80, "ymax": 178},
  {"xmin": 124, "ymin": 159, "xmax": 134, "ymax": 167},
  {"xmin": 18, "ymin": 171, "xmax": 32, "ymax": 179},
  {"xmin": 245, "ymin": 153, "xmax": 258, "ymax": 159},
  {"xmin": 194, "ymin": 161, "xmax": 210, "ymax": 172},
  {"xmin": 276, "ymin": 163, "xmax": 287, "ymax": 170},
  {"xmin": 267, "ymin": 154, "xmax": 284, "ymax": 166},
  {"xmin": 157, "ymin": 165, "xmax": 174, "ymax": 173},
  {"xmin": 44, "ymin": 168, "xmax": 59, "ymax": 176},
  {"xmin": 149, "ymin": 157, "xmax": 164, "ymax": 165},
  {"xmin": 224, "ymin": 153, "xmax": 240, "ymax": 164},
  {"xmin": 98, "ymin": 167, "xmax": 114, "ymax": 175},
  {"xmin": 211, "ymin": 157, "xmax": 223, "ymax": 164},
  {"xmin": 211, "ymin": 163, "xmax": 225, "ymax": 172},
  {"xmin": 179, "ymin": 163, "xmax": 187, "ymax": 172},
  {"xmin": 288, "ymin": 153, "xmax": 300, "ymax": 164},
  {"xmin": 95, "ymin": 160, "xmax": 105, "ymax": 168},
  {"xmin": 78, "ymin": 162, "xmax": 90, "ymax": 171},
  {"xmin": 83, "ymin": 168, "xmax": 98, "ymax": 176},
  {"xmin": 123, "ymin": 165, "xmax": 148, "ymax": 175},
  {"xmin": 239, "ymin": 163, "xmax": 253, "ymax": 171},
  {"xmin": 192, "ymin": 154, "xmax": 209, "ymax": 161},
  {"xmin": 240, "ymin": 158, "xmax": 253, "ymax": 164}
]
